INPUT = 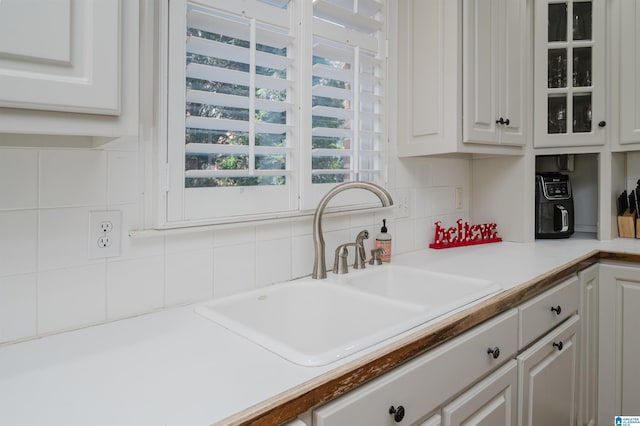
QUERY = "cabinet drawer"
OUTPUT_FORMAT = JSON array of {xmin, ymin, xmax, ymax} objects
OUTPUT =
[
  {"xmin": 313, "ymin": 309, "xmax": 518, "ymax": 426},
  {"xmin": 518, "ymin": 274, "xmax": 579, "ymax": 349}
]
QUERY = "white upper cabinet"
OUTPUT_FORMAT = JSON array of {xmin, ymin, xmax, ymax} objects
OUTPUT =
[
  {"xmin": 618, "ymin": 0, "xmax": 640, "ymax": 145},
  {"xmin": 0, "ymin": 0, "xmax": 138, "ymax": 138},
  {"xmin": 463, "ymin": 0, "xmax": 527, "ymax": 147},
  {"xmin": 0, "ymin": 0, "xmax": 119, "ymax": 114},
  {"xmin": 396, "ymin": 0, "xmax": 529, "ymax": 157},
  {"xmin": 533, "ymin": 0, "xmax": 606, "ymax": 148}
]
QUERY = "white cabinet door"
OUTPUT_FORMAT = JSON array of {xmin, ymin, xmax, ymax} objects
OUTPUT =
[
  {"xmin": 313, "ymin": 310, "xmax": 518, "ymax": 426},
  {"xmin": 463, "ymin": 0, "xmax": 526, "ymax": 146},
  {"xmin": 578, "ymin": 264, "xmax": 598, "ymax": 426},
  {"xmin": 396, "ymin": 0, "xmax": 462, "ymax": 157},
  {"xmin": 619, "ymin": 0, "xmax": 640, "ymax": 144},
  {"xmin": 534, "ymin": 0, "xmax": 607, "ymax": 148},
  {"xmin": 442, "ymin": 360, "xmax": 518, "ymax": 426},
  {"xmin": 598, "ymin": 263, "xmax": 640, "ymax": 424},
  {"xmin": 0, "ymin": 0, "xmax": 121, "ymax": 115},
  {"xmin": 518, "ymin": 315, "xmax": 580, "ymax": 426},
  {"xmin": 396, "ymin": 0, "xmax": 526, "ymax": 156}
]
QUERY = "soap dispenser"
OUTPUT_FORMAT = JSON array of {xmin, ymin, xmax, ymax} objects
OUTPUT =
[{"xmin": 375, "ymin": 219, "xmax": 392, "ymax": 262}]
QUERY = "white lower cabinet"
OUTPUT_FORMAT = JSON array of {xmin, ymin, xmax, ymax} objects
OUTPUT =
[
  {"xmin": 308, "ymin": 272, "xmax": 592, "ymax": 426},
  {"xmin": 598, "ymin": 263, "xmax": 640, "ymax": 424},
  {"xmin": 517, "ymin": 315, "xmax": 580, "ymax": 426},
  {"xmin": 313, "ymin": 310, "xmax": 519, "ymax": 425},
  {"xmin": 578, "ymin": 264, "xmax": 598, "ymax": 426},
  {"xmin": 441, "ymin": 360, "xmax": 518, "ymax": 426}
]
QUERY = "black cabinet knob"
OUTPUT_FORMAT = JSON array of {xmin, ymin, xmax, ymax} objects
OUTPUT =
[
  {"xmin": 496, "ymin": 118, "xmax": 511, "ymax": 126},
  {"xmin": 553, "ymin": 341, "xmax": 564, "ymax": 351},
  {"xmin": 598, "ymin": 121, "xmax": 606, "ymax": 127},
  {"xmin": 487, "ymin": 346, "xmax": 501, "ymax": 359},
  {"xmin": 389, "ymin": 405, "xmax": 405, "ymax": 422},
  {"xmin": 504, "ymin": 118, "xmax": 510, "ymax": 125},
  {"xmin": 551, "ymin": 305, "xmax": 562, "ymax": 315}
]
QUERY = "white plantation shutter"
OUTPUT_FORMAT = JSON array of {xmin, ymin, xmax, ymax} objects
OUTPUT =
[
  {"xmin": 166, "ymin": 0, "xmax": 297, "ymax": 222},
  {"xmin": 304, "ymin": 0, "xmax": 387, "ymax": 209},
  {"xmin": 162, "ymin": 0, "xmax": 387, "ymax": 225}
]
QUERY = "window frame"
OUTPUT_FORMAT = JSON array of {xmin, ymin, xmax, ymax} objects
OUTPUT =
[{"xmin": 151, "ymin": 0, "xmax": 390, "ymax": 230}]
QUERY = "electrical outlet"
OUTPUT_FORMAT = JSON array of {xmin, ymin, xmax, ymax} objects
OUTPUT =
[
  {"xmin": 97, "ymin": 236, "xmax": 112, "ymax": 248},
  {"xmin": 394, "ymin": 190, "xmax": 411, "ymax": 219},
  {"xmin": 455, "ymin": 187, "xmax": 463, "ymax": 210},
  {"xmin": 99, "ymin": 221, "xmax": 113, "ymax": 233},
  {"xmin": 89, "ymin": 211, "xmax": 121, "ymax": 258}
]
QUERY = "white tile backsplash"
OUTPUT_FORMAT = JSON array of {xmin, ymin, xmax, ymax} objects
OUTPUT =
[
  {"xmin": 0, "ymin": 210, "xmax": 37, "ymax": 276},
  {"xmin": 0, "ymin": 149, "xmax": 38, "ymax": 210},
  {"xmin": 0, "ymin": 273, "xmax": 37, "ymax": 343},
  {"xmin": 37, "ymin": 264, "xmax": 107, "ymax": 334},
  {"xmin": 165, "ymin": 230, "xmax": 215, "ymax": 254},
  {"xmin": 165, "ymin": 249, "xmax": 214, "ymax": 306},
  {"xmin": 256, "ymin": 238, "xmax": 292, "ymax": 287},
  {"xmin": 0, "ymin": 144, "xmax": 472, "ymax": 344},
  {"xmin": 39, "ymin": 149, "xmax": 108, "ymax": 208},
  {"xmin": 39, "ymin": 206, "xmax": 98, "ymax": 271},
  {"xmin": 107, "ymin": 256, "xmax": 164, "ymax": 319},
  {"xmin": 291, "ymin": 234, "xmax": 314, "ymax": 279},
  {"xmin": 214, "ymin": 226, "xmax": 255, "ymax": 247},
  {"xmin": 107, "ymin": 151, "xmax": 139, "ymax": 205},
  {"xmin": 213, "ymin": 243, "xmax": 256, "ymax": 297}
]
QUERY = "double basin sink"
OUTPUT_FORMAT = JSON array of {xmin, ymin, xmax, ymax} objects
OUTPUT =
[{"xmin": 196, "ymin": 265, "xmax": 501, "ymax": 366}]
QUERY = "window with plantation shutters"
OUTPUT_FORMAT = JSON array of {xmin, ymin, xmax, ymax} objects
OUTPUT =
[
  {"xmin": 304, "ymin": 0, "xmax": 387, "ymax": 209},
  {"xmin": 162, "ymin": 0, "xmax": 387, "ymax": 226}
]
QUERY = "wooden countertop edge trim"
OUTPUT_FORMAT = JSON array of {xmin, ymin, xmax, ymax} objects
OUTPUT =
[{"xmin": 216, "ymin": 249, "xmax": 621, "ymax": 426}]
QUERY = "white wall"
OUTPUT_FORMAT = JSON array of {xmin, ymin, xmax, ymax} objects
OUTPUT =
[
  {"xmin": 627, "ymin": 151, "xmax": 640, "ymax": 190},
  {"xmin": 0, "ymin": 139, "xmax": 471, "ymax": 345}
]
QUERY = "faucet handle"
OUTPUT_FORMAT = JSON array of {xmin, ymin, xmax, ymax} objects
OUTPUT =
[
  {"xmin": 333, "ymin": 243, "xmax": 359, "ymax": 274},
  {"xmin": 353, "ymin": 230, "xmax": 369, "ymax": 270},
  {"xmin": 369, "ymin": 247, "xmax": 386, "ymax": 265}
]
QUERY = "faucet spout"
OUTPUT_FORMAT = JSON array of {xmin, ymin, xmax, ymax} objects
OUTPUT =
[{"xmin": 312, "ymin": 182, "xmax": 393, "ymax": 279}]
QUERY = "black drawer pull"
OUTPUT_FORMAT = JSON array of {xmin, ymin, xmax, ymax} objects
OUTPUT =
[
  {"xmin": 487, "ymin": 346, "xmax": 501, "ymax": 359},
  {"xmin": 551, "ymin": 305, "xmax": 562, "ymax": 315},
  {"xmin": 389, "ymin": 405, "xmax": 405, "ymax": 422},
  {"xmin": 553, "ymin": 341, "xmax": 564, "ymax": 351}
]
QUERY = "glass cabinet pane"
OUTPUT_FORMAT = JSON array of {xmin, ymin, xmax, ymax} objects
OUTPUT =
[
  {"xmin": 573, "ymin": 47, "xmax": 592, "ymax": 87},
  {"xmin": 573, "ymin": 94, "xmax": 592, "ymax": 133},
  {"xmin": 549, "ymin": 3, "xmax": 568, "ymax": 41},
  {"xmin": 548, "ymin": 95, "xmax": 567, "ymax": 134},
  {"xmin": 548, "ymin": 49, "xmax": 567, "ymax": 88},
  {"xmin": 572, "ymin": 2, "xmax": 592, "ymax": 40}
]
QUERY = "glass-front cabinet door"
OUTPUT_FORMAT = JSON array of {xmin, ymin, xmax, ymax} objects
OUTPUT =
[{"xmin": 534, "ymin": 0, "xmax": 605, "ymax": 148}]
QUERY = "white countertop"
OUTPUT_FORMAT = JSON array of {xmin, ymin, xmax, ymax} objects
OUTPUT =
[{"xmin": 2, "ymin": 237, "xmax": 640, "ymax": 425}]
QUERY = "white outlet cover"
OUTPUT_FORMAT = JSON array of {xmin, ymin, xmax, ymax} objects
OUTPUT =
[
  {"xmin": 89, "ymin": 210, "xmax": 121, "ymax": 259},
  {"xmin": 394, "ymin": 190, "xmax": 411, "ymax": 219}
]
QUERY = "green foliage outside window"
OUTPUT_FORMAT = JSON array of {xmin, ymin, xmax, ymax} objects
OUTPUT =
[{"xmin": 184, "ymin": 27, "xmax": 287, "ymax": 188}]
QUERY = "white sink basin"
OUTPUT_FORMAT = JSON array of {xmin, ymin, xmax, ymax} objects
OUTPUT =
[
  {"xmin": 195, "ymin": 266, "xmax": 501, "ymax": 366},
  {"xmin": 334, "ymin": 265, "xmax": 501, "ymax": 309},
  {"xmin": 196, "ymin": 280, "xmax": 426, "ymax": 366}
]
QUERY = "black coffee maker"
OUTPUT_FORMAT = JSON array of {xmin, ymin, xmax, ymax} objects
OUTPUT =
[{"xmin": 535, "ymin": 172, "xmax": 575, "ymax": 239}]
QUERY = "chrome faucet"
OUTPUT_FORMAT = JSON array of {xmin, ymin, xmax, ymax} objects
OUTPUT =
[{"xmin": 312, "ymin": 182, "xmax": 394, "ymax": 279}]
